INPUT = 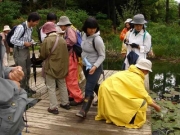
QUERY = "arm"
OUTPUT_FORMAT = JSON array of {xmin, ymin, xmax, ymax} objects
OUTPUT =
[
  {"xmin": 10, "ymin": 25, "xmax": 25, "ymax": 47},
  {"xmin": 39, "ymin": 38, "xmax": 50, "ymax": 60},
  {"xmin": 139, "ymin": 33, "xmax": 151, "ymax": 53}
]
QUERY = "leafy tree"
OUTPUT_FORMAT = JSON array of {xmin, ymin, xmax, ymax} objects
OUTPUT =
[{"xmin": 0, "ymin": 1, "xmax": 21, "ymax": 26}]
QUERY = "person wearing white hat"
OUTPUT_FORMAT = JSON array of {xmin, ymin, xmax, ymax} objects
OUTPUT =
[
  {"xmin": 57, "ymin": 16, "xmax": 83, "ymax": 106},
  {"xmin": 120, "ymin": 18, "xmax": 133, "ymax": 58},
  {"xmin": 0, "ymin": 25, "xmax": 11, "ymax": 66},
  {"xmin": 122, "ymin": 14, "xmax": 151, "ymax": 90},
  {"xmin": 95, "ymin": 58, "xmax": 161, "ymax": 128}
]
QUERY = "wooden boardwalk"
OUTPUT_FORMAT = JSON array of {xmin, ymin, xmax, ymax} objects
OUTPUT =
[{"xmin": 8, "ymin": 53, "xmax": 151, "ymax": 135}]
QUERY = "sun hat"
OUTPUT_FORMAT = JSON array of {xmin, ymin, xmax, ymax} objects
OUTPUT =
[
  {"xmin": 42, "ymin": 22, "xmax": 57, "ymax": 34},
  {"xmin": 57, "ymin": 16, "xmax": 72, "ymax": 26},
  {"xmin": 3, "ymin": 25, "xmax": 11, "ymax": 31},
  {"xmin": 135, "ymin": 58, "xmax": 152, "ymax": 72},
  {"xmin": 131, "ymin": 14, "xmax": 147, "ymax": 24},
  {"xmin": 124, "ymin": 18, "xmax": 132, "ymax": 24},
  {"xmin": 56, "ymin": 26, "xmax": 65, "ymax": 34}
]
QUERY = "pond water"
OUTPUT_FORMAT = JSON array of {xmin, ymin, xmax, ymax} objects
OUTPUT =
[{"xmin": 104, "ymin": 59, "xmax": 180, "ymax": 94}]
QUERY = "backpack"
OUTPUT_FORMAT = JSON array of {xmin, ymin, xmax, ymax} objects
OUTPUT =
[
  {"xmin": 92, "ymin": 36, "xmax": 105, "ymax": 80},
  {"xmin": 6, "ymin": 22, "xmax": 26, "ymax": 48},
  {"xmin": 72, "ymin": 30, "xmax": 82, "ymax": 57},
  {"xmin": 37, "ymin": 26, "xmax": 42, "ymax": 43}
]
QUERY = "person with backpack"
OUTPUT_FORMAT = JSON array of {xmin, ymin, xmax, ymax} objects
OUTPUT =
[
  {"xmin": 57, "ymin": 16, "xmax": 83, "ymax": 106},
  {"xmin": 40, "ymin": 22, "xmax": 70, "ymax": 114},
  {"xmin": 95, "ymin": 59, "xmax": 161, "ymax": 128},
  {"xmin": 10, "ymin": 12, "xmax": 40, "ymax": 94},
  {"xmin": 123, "ymin": 14, "xmax": 151, "ymax": 90},
  {"xmin": 0, "ymin": 25, "xmax": 11, "ymax": 66},
  {"xmin": 0, "ymin": 35, "xmax": 27, "ymax": 135},
  {"xmin": 76, "ymin": 17, "xmax": 105, "ymax": 118}
]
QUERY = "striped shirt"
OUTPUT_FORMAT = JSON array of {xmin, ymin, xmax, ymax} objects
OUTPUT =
[{"xmin": 10, "ymin": 21, "xmax": 33, "ymax": 49}]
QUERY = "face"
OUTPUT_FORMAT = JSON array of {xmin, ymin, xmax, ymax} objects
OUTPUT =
[
  {"xmin": 125, "ymin": 23, "xmax": 130, "ymax": 29},
  {"xmin": 60, "ymin": 25, "xmax": 66, "ymax": 31},
  {"xmin": 134, "ymin": 24, "xmax": 143, "ymax": 32},
  {"xmin": 4, "ymin": 30, "xmax": 10, "ymax": 34},
  {"xmin": 29, "ymin": 20, "xmax": 40, "ymax": 27},
  {"xmin": 87, "ymin": 28, "xmax": 97, "ymax": 36}
]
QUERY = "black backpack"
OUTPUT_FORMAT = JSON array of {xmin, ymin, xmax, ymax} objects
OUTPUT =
[
  {"xmin": 36, "ymin": 26, "xmax": 42, "ymax": 43},
  {"xmin": 6, "ymin": 22, "xmax": 26, "ymax": 48}
]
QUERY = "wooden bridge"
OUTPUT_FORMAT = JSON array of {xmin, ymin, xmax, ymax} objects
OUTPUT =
[{"xmin": 9, "ymin": 54, "xmax": 152, "ymax": 135}]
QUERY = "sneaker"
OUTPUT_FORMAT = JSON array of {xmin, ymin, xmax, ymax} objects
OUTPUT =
[
  {"xmin": 76, "ymin": 110, "xmax": 86, "ymax": 118},
  {"xmin": 70, "ymin": 100, "xmax": 83, "ymax": 106},
  {"xmin": 92, "ymin": 100, "xmax": 98, "ymax": 106},
  {"xmin": 47, "ymin": 108, "xmax": 59, "ymax": 114},
  {"xmin": 60, "ymin": 104, "xmax": 71, "ymax": 110}
]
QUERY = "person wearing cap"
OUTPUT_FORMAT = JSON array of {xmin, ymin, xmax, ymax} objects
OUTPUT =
[
  {"xmin": 120, "ymin": 18, "xmax": 133, "ymax": 58},
  {"xmin": 0, "ymin": 25, "xmax": 11, "ymax": 66},
  {"xmin": 40, "ymin": 22, "xmax": 70, "ymax": 114},
  {"xmin": 123, "ymin": 14, "xmax": 151, "ymax": 90},
  {"xmin": 119, "ymin": 18, "xmax": 132, "ymax": 41},
  {"xmin": 95, "ymin": 58, "xmax": 161, "ymax": 128},
  {"xmin": 57, "ymin": 16, "xmax": 83, "ymax": 106}
]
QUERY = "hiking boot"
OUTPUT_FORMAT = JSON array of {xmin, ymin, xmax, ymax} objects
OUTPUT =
[
  {"xmin": 60, "ymin": 104, "xmax": 71, "ymax": 110},
  {"xmin": 70, "ymin": 100, "xmax": 83, "ymax": 106},
  {"xmin": 47, "ymin": 108, "xmax": 59, "ymax": 114}
]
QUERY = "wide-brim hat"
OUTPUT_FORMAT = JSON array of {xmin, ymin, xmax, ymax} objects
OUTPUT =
[
  {"xmin": 42, "ymin": 22, "xmax": 57, "ymax": 34},
  {"xmin": 3, "ymin": 25, "xmax": 11, "ymax": 31},
  {"xmin": 135, "ymin": 58, "xmax": 152, "ymax": 72},
  {"xmin": 57, "ymin": 16, "xmax": 72, "ymax": 26},
  {"xmin": 124, "ymin": 18, "xmax": 132, "ymax": 24},
  {"xmin": 131, "ymin": 14, "xmax": 147, "ymax": 24}
]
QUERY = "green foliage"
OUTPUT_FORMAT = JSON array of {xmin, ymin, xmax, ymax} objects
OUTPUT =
[{"xmin": 0, "ymin": 1, "xmax": 21, "ymax": 27}]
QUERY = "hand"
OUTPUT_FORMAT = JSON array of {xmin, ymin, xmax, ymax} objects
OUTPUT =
[
  {"xmin": 130, "ymin": 43, "xmax": 139, "ymax": 48},
  {"xmin": 9, "ymin": 66, "xmax": 24, "ymax": 82},
  {"xmin": 154, "ymin": 105, "xmax": 161, "ymax": 112},
  {"xmin": 24, "ymin": 42, "xmax": 32, "ymax": 47},
  {"xmin": 124, "ymin": 39, "xmax": 129, "ymax": 45},
  {"xmin": 12, "ymin": 80, "xmax": 21, "ymax": 89},
  {"xmin": 89, "ymin": 66, "xmax": 97, "ymax": 75}
]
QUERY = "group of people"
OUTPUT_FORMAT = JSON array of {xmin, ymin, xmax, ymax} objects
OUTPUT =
[{"xmin": 0, "ymin": 12, "xmax": 161, "ymax": 135}]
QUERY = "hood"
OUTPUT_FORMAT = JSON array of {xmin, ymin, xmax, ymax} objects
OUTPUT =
[
  {"xmin": 82, "ymin": 31, "xmax": 100, "ymax": 40},
  {"xmin": 128, "ymin": 65, "xmax": 145, "ymax": 79}
]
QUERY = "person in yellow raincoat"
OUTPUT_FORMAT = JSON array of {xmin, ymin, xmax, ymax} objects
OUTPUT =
[{"xmin": 95, "ymin": 58, "xmax": 161, "ymax": 128}]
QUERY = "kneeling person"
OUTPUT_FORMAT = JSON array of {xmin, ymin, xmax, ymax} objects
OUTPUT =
[{"xmin": 95, "ymin": 58, "xmax": 161, "ymax": 128}]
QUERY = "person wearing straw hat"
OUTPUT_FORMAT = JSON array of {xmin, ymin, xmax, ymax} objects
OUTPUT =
[
  {"xmin": 0, "ymin": 25, "xmax": 11, "ymax": 66},
  {"xmin": 95, "ymin": 58, "xmax": 161, "ymax": 128},
  {"xmin": 57, "ymin": 16, "xmax": 83, "ymax": 106},
  {"xmin": 40, "ymin": 22, "xmax": 70, "ymax": 114},
  {"xmin": 122, "ymin": 14, "xmax": 152, "ymax": 90}
]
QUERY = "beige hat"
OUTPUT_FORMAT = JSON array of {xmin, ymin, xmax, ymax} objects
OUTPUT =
[
  {"xmin": 135, "ymin": 58, "xmax": 152, "ymax": 72},
  {"xmin": 56, "ymin": 26, "xmax": 65, "ymax": 34},
  {"xmin": 3, "ymin": 25, "xmax": 11, "ymax": 31},
  {"xmin": 124, "ymin": 18, "xmax": 132, "ymax": 24},
  {"xmin": 131, "ymin": 14, "xmax": 147, "ymax": 24},
  {"xmin": 57, "ymin": 16, "xmax": 72, "ymax": 26}
]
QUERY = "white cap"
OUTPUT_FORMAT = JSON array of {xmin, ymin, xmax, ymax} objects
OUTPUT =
[
  {"xmin": 124, "ymin": 18, "xmax": 132, "ymax": 24},
  {"xmin": 135, "ymin": 58, "xmax": 152, "ymax": 72}
]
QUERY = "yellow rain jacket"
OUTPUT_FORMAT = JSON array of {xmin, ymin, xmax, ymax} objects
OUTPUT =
[{"xmin": 95, "ymin": 65, "xmax": 153, "ymax": 128}]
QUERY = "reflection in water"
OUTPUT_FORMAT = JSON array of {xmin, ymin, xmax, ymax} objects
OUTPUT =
[{"xmin": 153, "ymin": 72, "xmax": 176, "ymax": 92}]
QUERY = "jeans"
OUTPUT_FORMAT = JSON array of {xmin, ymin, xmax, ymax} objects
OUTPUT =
[
  {"xmin": 83, "ymin": 65, "xmax": 102, "ymax": 97},
  {"xmin": 19, "ymin": 133, "xmax": 22, "ymax": 135}
]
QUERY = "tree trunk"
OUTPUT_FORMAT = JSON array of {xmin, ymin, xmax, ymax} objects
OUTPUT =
[
  {"xmin": 165, "ymin": 0, "xmax": 169, "ymax": 23},
  {"xmin": 112, "ymin": 0, "xmax": 116, "ymax": 34}
]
